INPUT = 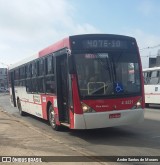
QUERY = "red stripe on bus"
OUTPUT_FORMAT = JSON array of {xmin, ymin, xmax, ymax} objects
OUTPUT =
[
  {"xmin": 20, "ymin": 99, "xmax": 42, "ymax": 105},
  {"xmin": 39, "ymin": 38, "xmax": 70, "ymax": 57},
  {"xmin": 72, "ymin": 74, "xmax": 83, "ymax": 114}
]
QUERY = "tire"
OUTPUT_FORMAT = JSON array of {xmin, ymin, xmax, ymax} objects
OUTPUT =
[
  {"xmin": 17, "ymin": 99, "xmax": 26, "ymax": 116},
  {"xmin": 48, "ymin": 105, "xmax": 61, "ymax": 131}
]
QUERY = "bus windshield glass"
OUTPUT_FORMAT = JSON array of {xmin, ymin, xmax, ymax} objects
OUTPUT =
[{"xmin": 74, "ymin": 52, "xmax": 141, "ymax": 98}]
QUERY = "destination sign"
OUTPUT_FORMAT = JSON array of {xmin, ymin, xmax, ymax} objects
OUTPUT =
[
  {"xmin": 83, "ymin": 40, "xmax": 127, "ymax": 49},
  {"xmin": 85, "ymin": 53, "xmax": 108, "ymax": 59}
]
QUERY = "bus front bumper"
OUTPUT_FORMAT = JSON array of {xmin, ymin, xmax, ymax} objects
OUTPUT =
[{"xmin": 74, "ymin": 109, "xmax": 144, "ymax": 129}]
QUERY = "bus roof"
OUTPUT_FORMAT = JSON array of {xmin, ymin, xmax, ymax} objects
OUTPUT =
[
  {"xmin": 39, "ymin": 37, "xmax": 69, "ymax": 58},
  {"xmin": 143, "ymin": 66, "xmax": 160, "ymax": 72}
]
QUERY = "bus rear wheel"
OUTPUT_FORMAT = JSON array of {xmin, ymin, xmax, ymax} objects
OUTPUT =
[
  {"xmin": 17, "ymin": 99, "xmax": 26, "ymax": 116},
  {"xmin": 49, "ymin": 105, "xmax": 61, "ymax": 131}
]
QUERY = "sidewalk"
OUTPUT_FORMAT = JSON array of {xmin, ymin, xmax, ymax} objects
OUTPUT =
[{"xmin": 0, "ymin": 109, "xmax": 109, "ymax": 165}]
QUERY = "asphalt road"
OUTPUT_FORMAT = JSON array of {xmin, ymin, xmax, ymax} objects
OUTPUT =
[{"xmin": 0, "ymin": 93, "xmax": 160, "ymax": 164}]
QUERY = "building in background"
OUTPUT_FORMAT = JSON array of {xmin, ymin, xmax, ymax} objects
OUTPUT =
[
  {"xmin": 149, "ymin": 49, "xmax": 160, "ymax": 68},
  {"xmin": 0, "ymin": 68, "xmax": 8, "ymax": 89}
]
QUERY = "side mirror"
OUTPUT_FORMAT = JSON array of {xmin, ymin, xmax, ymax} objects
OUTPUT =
[{"xmin": 67, "ymin": 49, "xmax": 75, "ymax": 74}]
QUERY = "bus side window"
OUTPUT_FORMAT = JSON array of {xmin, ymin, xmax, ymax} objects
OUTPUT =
[
  {"xmin": 26, "ymin": 79, "xmax": 32, "ymax": 92},
  {"xmin": 14, "ymin": 68, "xmax": 19, "ymax": 80},
  {"xmin": 149, "ymin": 71, "xmax": 159, "ymax": 85},
  {"xmin": 45, "ymin": 55, "xmax": 55, "ymax": 93},
  {"xmin": 38, "ymin": 77, "xmax": 45, "ymax": 93},
  {"xmin": 38, "ymin": 58, "xmax": 45, "ymax": 76},
  {"xmin": 25, "ymin": 63, "xmax": 32, "ymax": 93},
  {"xmin": 46, "ymin": 76, "xmax": 55, "ymax": 93},
  {"xmin": 37, "ymin": 58, "xmax": 45, "ymax": 93},
  {"xmin": 32, "ymin": 61, "xmax": 37, "ymax": 78},
  {"xmin": 147, "ymin": 72, "xmax": 151, "ymax": 84},
  {"xmin": 29, "ymin": 63, "xmax": 32, "ymax": 78},
  {"xmin": 46, "ymin": 55, "xmax": 53, "ymax": 75},
  {"xmin": 143, "ymin": 72, "xmax": 148, "ymax": 84},
  {"xmin": 32, "ymin": 78, "xmax": 38, "ymax": 93}
]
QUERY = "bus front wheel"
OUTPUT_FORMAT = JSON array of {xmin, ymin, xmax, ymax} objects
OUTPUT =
[{"xmin": 49, "ymin": 105, "xmax": 61, "ymax": 131}]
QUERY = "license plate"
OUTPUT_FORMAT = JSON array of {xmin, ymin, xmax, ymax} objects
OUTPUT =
[{"xmin": 109, "ymin": 113, "xmax": 121, "ymax": 119}]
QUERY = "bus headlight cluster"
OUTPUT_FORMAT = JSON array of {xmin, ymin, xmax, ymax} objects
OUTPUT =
[
  {"xmin": 81, "ymin": 102, "xmax": 96, "ymax": 113},
  {"xmin": 132, "ymin": 98, "xmax": 142, "ymax": 109}
]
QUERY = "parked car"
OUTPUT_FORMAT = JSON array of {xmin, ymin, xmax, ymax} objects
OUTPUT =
[{"xmin": 0, "ymin": 87, "xmax": 9, "ymax": 93}]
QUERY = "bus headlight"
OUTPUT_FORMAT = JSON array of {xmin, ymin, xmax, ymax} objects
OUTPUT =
[
  {"xmin": 81, "ymin": 102, "xmax": 96, "ymax": 113},
  {"xmin": 132, "ymin": 98, "xmax": 142, "ymax": 109},
  {"xmin": 136, "ymin": 101, "xmax": 141, "ymax": 107}
]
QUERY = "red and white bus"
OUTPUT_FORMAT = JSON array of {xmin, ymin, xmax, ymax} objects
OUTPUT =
[
  {"xmin": 143, "ymin": 66, "xmax": 160, "ymax": 107},
  {"xmin": 9, "ymin": 34, "xmax": 144, "ymax": 130}
]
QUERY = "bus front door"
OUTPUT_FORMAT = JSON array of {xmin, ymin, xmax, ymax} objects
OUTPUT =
[{"xmin": 56, "ymin": 54, "xmax": 69, "ymax": 123}]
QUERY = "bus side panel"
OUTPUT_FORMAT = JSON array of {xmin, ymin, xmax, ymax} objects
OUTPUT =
[
  {"xmin": 145, "ymin": 85, "xmax": 160, "ymax": 104},
  {"xmin": 16, "ymin": 90, "xmax": 43, "ymax": 118},
  {"xmin": 10, "ymin": 71, "xmax": 16, "ymax": 107}
]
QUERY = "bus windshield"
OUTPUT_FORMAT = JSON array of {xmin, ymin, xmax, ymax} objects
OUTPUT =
[{"xmin": 74, "ymin": 52, "xmax": 141, "ymax": 98}]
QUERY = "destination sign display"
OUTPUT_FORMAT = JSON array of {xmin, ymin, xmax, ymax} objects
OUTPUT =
[{"xmin": 82, "ymin": 39, "xmax": 128, "ymax": 49}]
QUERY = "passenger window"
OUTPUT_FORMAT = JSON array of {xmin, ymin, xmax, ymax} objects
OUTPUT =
[
  {"xmin": 46, "ymin": 56, "xmax": 53, "ymax": 75},
  {"xmin": 149, "ymin": 71, "xmax": 159, "ymax": 85},
  {"xmin": 45, "ymin": 76, "xmax": 55, "ymax": 93},
  {"xmin": 38, "ymin": 58, "xmax": 44, "ymax": 76}
]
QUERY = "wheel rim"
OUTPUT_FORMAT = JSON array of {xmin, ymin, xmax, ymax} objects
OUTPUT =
[{"xmin": 49, "ymin": 107, "xmax": 56, "ymax": 128}]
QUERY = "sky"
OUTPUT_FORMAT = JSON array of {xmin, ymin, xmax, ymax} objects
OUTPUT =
[{"xmin": 0, "ymin": 0, "xmax": 160, "ymax": 68}]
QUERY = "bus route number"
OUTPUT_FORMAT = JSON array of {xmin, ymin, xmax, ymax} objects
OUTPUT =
[{"xmin": 83, "ymin": 40, "xmax": 122, "ymax": 49}]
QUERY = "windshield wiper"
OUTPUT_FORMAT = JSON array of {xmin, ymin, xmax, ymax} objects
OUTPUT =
[{"xmin": 89, "ymin": 83, "xmax": 113, "ymax": 95}]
